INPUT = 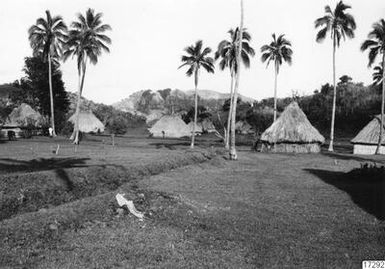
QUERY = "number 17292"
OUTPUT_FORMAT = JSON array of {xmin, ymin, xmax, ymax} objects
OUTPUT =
[{"xmin": 362, "ymin": 261, "xmax": 385, "ymax": 269}]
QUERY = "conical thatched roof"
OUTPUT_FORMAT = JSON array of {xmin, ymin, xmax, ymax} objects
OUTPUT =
[
  {"xmin": 149, "ymin": 115, "xmax": 190, "ymax": 138},
  {"xmin": 261, "ymin": 102, "xmax": 325, "ymax": 144},
  {"xmin": 201, "ymin": 118, "xmax": 216, "ymax": 133},
  {"xmin": 5, "ymin": 103, "xmax": 44, "ymax": 127},
  {"xmin": 351, "ymin": 115, "xmax": 385, "ymax": 145},
  {"xmin": 68, "ymin": 111, "xmax": 105, "ymax": 133},
  {"xmin": 187, "ymin": 121, "xmax": 203, "ymax": 134},
  {"xmin": 235, "ymin": 120, "xmax": 254, "ymax": 134}
]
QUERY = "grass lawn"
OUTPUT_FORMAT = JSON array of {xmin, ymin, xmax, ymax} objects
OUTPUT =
[{"xmin": 0, "ymin": 135, "xmax": 384, "ymax": 268}]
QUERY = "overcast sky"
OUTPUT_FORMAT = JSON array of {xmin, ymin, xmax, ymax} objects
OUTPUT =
[{"xmin": 0, "ymin": 0, "xmax": 384, "ymax": 104}]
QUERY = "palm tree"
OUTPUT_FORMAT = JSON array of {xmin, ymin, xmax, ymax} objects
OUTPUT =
[
  {"xmin": 28, "ymin": 10, "xmax": 67, "ymax": 137},
  {"xmin": 215, "ymin": 27, "xmax": 255, "ymax": 149},
  {"xmin": 179, "ymin": 40, "xmax": 214, "ymax": 148},
  {"xmin": 229, "ymin": 0, "xmax": 244, "ymax": 160},
  {"xmin": 361, "ymin": 19, "xmax": 385, "ymax": 154},
  {"xmin": 260, "ymin": 34, "xmax": 293, "ymax": 122},
  {"xmin": 373, "ymin": 64, "xmax": 383, "ymax": 86},
  {"xmin": 315, "ymin": 0, "xmax": 356, "ymax": 152},
  {"xmin": 63, "ymin": 8, "xmax": 111, "ymax": 144}
]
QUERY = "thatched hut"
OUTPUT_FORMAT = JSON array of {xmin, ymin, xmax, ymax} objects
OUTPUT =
[
  {"xmin": 187, "ymin": 121, "xmax": 203, "ymax": 135},
  {"xmin": 149, "ymin": 115, "xmax": 191, "ymax": 138},
  {"xmin": 351, "ymin": 115, "xmax": 385, "ymax": 154},
  {"xmin": 68, "ymin": 111, "xmax": 105, "ymax": 133},
  {"xmin": 260, "ymin": 102, "xmax": 325, "ymax": 153},
  {"xmin": 5, "ymin": 103, "xmax": 44, "ymax": 127},
  {"xmin": 201, "ymin": 118, "xmax": 217, "ymax": 133},
  {"xmin": 235, "ymin": 120, "xmax": 254, "ymax": 134}
]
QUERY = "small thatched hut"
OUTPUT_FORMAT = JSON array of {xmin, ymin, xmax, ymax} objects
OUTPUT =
[
  {"xmin": 260, "ymin": 102, "xmax": 325, "ymax": 153},
  {"xmin": 235, "ymin": 120, "xmax": 254, "ymax": 134},
  {"xmin": 187, "ymin": 121, "xmax": 203, "ymax": 135},
  {"xmin": 201, "ymin": 118, "xmax": 217, "ymax": 133},
  {"xmin": 149, "ymin": 115, "xmax": 191, "ymax": 138},
  {"xmin": 351, "ymin": 115, "xmax": 385, "ymax": 154},
  {"xmin": 68, "ymin": 111, "xmax": 105, "ymax": 133}
]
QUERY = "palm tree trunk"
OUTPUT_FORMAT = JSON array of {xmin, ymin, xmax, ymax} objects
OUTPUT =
[
  {"xmin": 328, "ymin": 34, "xmax": 337, "ymax": 152},
  {"xmin": 229, "ymin": 0, "xmax": 243, "ymax": 160},
  {"xmin": 375, "ymin": 54, "xmax": 385, "ymax": 154},
  {"xmin": 73, "ymin": 60, "xmax": 87, "ymax": 145},
  {"xmin": 225, "ymin": 69, "xmax": 234, "ymax": 149},
  {"xmin": 48, "ymin": 53, "xmax": 56, "ymax": 137},
  {"xmin": 191, "ymin": 68, "xmax": 199, "ymax": 149},
  {"xmin": 273, "ymin": 61, "xmax": 278, "ymax": 122}
]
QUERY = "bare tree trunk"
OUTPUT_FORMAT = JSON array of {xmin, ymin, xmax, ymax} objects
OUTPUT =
[
  {"xmin": 229, "ymin": 0, "xmax": 243, "ymax": 160},
  {"xmin": 375, "ymin": 54, "xmax": 385, "ymax": 154},
  {"xmin": 328, "ymin": 34, "xmax": 337, "ymax": 152},
  {"xmin": 72, "ymin": 59, "xmax": 87, "ymax": 145},
  {"xmin": 273, "ymin": 61, "xmax": 278, "ymax": 122},
  {"xmin": 225, "ymin": 69, "xmax": 235, "ymax": 149},
  {"xmin": 48, "ymin": 53, "xmax": 56, "ymax": 137},
  {"xmin": 191, "ymin": 68, "xmax": 199, "ymax": 149}
]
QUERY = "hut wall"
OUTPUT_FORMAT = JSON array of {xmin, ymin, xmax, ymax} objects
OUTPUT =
[
  {"xmin": 353, "ymin": 144, "xmax": 385, "ymax": 155},
  {"xmin": 261, "ymin": 143, "xmax": 321, "ymax": 153}
]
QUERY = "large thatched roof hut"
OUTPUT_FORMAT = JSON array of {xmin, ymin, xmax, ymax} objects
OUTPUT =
[
  {"xmin": 351, "ymin": 115, "xmax": 385, "ymax": 154},
  {"xmin": 5, "ymin": 103, "xmax": 44, "ymax": 127},
  {"xmin": 260, "ymin": 102, "xmax": 325, "ymax": 153},
  {"xmin": 149, "ymin": 115, "xmax": 191, "ymax": 138},
  {"xmin": 68, "ymin": 111, "xmax": 105, "ymax": 133}
]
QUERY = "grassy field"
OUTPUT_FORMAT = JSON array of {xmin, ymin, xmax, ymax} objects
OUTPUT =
[{"xmin": 0, "ymin": 134, "xmax": 384, "ymax": 268}]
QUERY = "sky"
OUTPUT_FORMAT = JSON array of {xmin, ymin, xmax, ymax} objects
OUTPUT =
[{"xmin": 0, "ymin": 0, "xmax": 384, "ymax": 105}]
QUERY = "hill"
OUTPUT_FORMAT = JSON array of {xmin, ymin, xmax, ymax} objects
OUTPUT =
[{"xmin": 112, "ymin": 88, "xmax": 255, "ymax": 123}]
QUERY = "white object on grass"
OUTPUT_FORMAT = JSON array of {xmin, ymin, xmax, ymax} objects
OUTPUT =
[{"xmin": 115, "ymin": 193, "xmax": 144, "ymax": 221}]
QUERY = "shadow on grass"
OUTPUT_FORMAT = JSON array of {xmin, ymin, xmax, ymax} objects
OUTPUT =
[
  {"xmin": 305, "ymin": 168, "xmax": 385, "ymax": 220},
  {"xmin": 0, "ymin": 157, "xmax": 90, "ymax": 174}
]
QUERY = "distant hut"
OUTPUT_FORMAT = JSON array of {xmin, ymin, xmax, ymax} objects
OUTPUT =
[
  {"xmin": 260, "ymin": 102, "xmax": 325, "ymax": 153},
  {"xmin": 5, "ymin": 103, "xmax": 44, "ymax": 127},
  {"xmin": 201, "ymin": 118, "xmax": 217, "ymax": 133},
  {"xmin": 235, "ymin": 120, "xmax": 254, "ymax": 134},
  {"xmin": 149, "ymin": 115, "xmax": 191, "ymax": 138},
  {"xmin": 187, "ymin": 121, "xmax": 203, "ymax": 135},
  {"xmin": 1, "ymin": 103, "xmax": 44, "ymax": 138},
  {"xmin": 351, "ymin": 115, "xmax": 385, "ymax": 154},
  {"xmin": 68, "ymin": 111, "xmax": 105, "ymax": 133}
]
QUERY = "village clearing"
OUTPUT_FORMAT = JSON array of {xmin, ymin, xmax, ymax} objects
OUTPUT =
[{"xmin": 0, "ymin": 135, "xmax": 384, "ymax": 268}]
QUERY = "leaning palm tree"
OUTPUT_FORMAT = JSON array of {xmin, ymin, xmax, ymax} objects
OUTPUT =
[
  {"xmin": 361, "ymin": 19, "xmax": 385, "ymax": 154},
  {"xmin": 215, "ymin": 27, "xmax": 255, "ymax": 149},
  {"xmin": 315, "ymin": 0, "xmax": 356, "ymax": 152},
  {"xmin": 28, "ymin": 10, "xmax": 67, "ymax": 137},
  {"xmin": 229, "ymin": 0, "xmax": 244, "ymax": 160},
  {"xmin": 179, "ymin": 40, "xmax": 214, "ymax": 149},
  {"xmin": 261, "ymin": 34, "xmax": 293, "ymax": 122},
  {"xmin": 63, "ymin": 8, "xmax": 111, "ymax": 144}
]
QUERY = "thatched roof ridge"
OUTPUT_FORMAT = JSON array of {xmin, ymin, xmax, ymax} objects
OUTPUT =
[
  {"xmin": 68, "ymin": 111, "xmax": 105, "ymax": 133},
  {"xmin": 261, "ymin": 102, "xmax": 325, "ymax": 144},
  {"xmin": 351, "ymin": 115, "xmax": 385, "ymax": 145}
]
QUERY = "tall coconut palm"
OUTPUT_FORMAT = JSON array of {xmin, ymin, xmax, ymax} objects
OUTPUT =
[
  {"xmin": 315, "ymin": 0, "xmax": 356, "ymax": 152},
  {"xmin": 260, "ymin": 34, "xmax": 293, "ymax": 122},
  {"xmin": 179, "ymin": 40, "xmax": 214, "ymax": 148},
  {"xmin": 28, "ymin": 10, "xmax": 67, "ymax": 137},
  {"xmin": 361, "ymin": 19, "xmax": 385, "ymax": 154},
  {"xmin": 229, "ymin": 0, "xmax": 244, "ymax": 160},
  {"xmin": 215, "ymin": 27, "xmax": 255, "ymax": 149},
  {"xmin": 373, "ymin": 64, "xmax": 384, "ymax": 85},
  {"xmin": 63, "ymin": 8, "xmax": 111, "ymax": 144}
]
